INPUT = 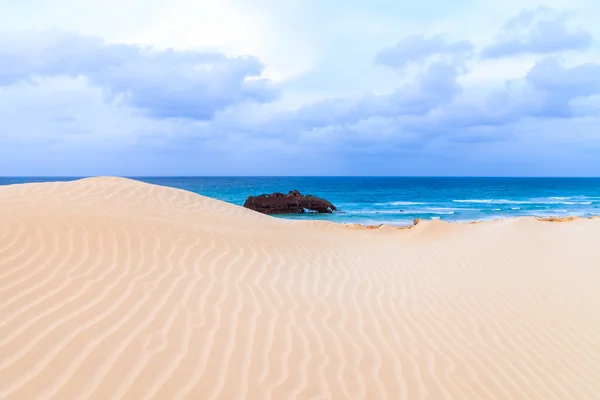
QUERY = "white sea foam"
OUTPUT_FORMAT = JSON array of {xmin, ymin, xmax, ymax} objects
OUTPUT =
[
  {"xmin": 348, "ymin": 209, "xmax": 456, "ymax": 215},
  {"xmin": 375, "ymin": 201, "xmax": 426, "ymax": 206},
  {"xmin": 453, "ymin": 199, "xmax": 593, "ymax": 205},
  {"xmin": 410, "ymin": 210, "xmax": 455, "ymax": 215},
  {"xmin": 547, "ymin": 201, "xmax": 592, "ymax": 205},
  {"xmin": 536, "ymin": 209, "xmax": 570, "ymax": 215}
]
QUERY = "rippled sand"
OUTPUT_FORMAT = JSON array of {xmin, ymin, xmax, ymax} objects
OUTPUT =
[{"xmin": 1, "ymin": 177, "xmax": 599, "ymax": 399}]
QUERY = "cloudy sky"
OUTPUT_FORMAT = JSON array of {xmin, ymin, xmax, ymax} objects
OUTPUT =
[{"xmin": 1, "ymin": 0, "xmax": 599, "ymax": 176}]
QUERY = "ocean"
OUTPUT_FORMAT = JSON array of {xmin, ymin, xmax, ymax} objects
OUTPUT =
[{"xmin": 2, "ymin": 177, "xmax": 600, "ymax": 226}]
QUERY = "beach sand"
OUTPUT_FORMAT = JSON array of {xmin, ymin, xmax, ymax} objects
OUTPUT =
[{"xmin": 1, "ymin": 177, "xmax": 599, "ymax": 399}]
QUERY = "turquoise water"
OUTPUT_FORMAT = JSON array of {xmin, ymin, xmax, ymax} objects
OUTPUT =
[{"xmin": 2, "ymin": 177, "xmax": 600, "ymax": 226}]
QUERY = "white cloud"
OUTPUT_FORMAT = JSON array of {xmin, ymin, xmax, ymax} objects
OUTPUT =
[{"xmin": 1, "ymin": 1, "xmax": 600, "ymax": 175}]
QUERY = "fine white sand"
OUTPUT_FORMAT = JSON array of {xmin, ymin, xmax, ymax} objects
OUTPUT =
[{"xmin": 1, "ymin": 177, "xmax": 600, "ymax": 399}]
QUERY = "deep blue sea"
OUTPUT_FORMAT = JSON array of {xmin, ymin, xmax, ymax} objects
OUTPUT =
[{"xmin": 2, "ymin": 177, "xmax": 600, "ymax": 226}]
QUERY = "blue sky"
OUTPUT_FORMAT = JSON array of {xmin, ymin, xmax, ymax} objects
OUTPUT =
[{"xmin": 1, "ymin": 0, "xmax": 599, "ymax": 176}]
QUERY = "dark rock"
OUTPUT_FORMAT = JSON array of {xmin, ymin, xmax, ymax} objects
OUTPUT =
[{"xmin": 243, "ymin": 190, "xmax": 337, "ymax": 214}]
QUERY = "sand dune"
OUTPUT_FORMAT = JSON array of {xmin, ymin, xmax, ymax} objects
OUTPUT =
[{"xmin": 1, "ymin": 177, "xmax": 600, "ymax": 399}]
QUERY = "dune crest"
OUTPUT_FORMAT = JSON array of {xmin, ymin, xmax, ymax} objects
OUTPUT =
[{"xmin": 1, "ymin": 177, "xmax": 600, "ymax": 399}]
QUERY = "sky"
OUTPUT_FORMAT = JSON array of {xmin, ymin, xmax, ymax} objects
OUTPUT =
[{"xmin": 1, "ymin": 0, "xmax": 599, "ymax": 176}]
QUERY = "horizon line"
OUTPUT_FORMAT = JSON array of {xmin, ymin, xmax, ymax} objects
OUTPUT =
[{"xmin": 2, "ymin": 175, "xmax": 600, "ymax": 179}]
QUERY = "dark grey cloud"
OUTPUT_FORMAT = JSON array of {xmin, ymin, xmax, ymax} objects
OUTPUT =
[
  {"xmin": 0, "ymin": 31, "xmax": 279, "ymax": 120},
  {"xmin": 482, "ymin": 7, "xmax": 593, "ymax": 58}
]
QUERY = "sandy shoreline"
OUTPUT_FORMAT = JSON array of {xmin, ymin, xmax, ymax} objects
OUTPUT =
[
  {"xmin": 344, "ymin": 214, "xmax": 600, "ymax": 230},
  {"xmin": 1, "ymin": 177, "xmax": 599, "ymax": 399}
]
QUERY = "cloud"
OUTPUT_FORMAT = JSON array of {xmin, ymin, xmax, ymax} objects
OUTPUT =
[
  {"xmin": 291, "ymin": 60, "xmax": 464, "ymax": 130},
  {"xmin": 256, "ymin": 54, "xmax": 600, "ymax": 158},
  {"xmin": 1, "ymin": 1, "xmax": 600, "ymax": 176},
  {"xmin": 482, "ymin": 7, "xmax": 593, "ymax": 58},
  {"xmin": 375, "ymin": 35, "xmax": 473, "ymax": 69},
  {"xmin": 527, "ymin": 57, "xmax": 600, "ymax": 95},
  {"xmin": 415, "ymin": 57, "xmax": 600, "ymax": 138},
  {"xmin": 0, "ymin": 31, "xmax": 279, "ymax": 120},
  {"xmin": 282, "ymin": 36, "xmax": 474, "ymax": 131},
  {"xmin": 524, "ymin": 57, "xmax": 600, "ymax": 117},
  {"xmin": 489, "ymin": 57, "xmax": 600, "ymax": 120}
]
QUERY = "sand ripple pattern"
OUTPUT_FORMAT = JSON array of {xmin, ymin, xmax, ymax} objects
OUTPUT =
[{"xmin": 1, "ymin": 177, "xmax": 600, "ymax": 399}]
